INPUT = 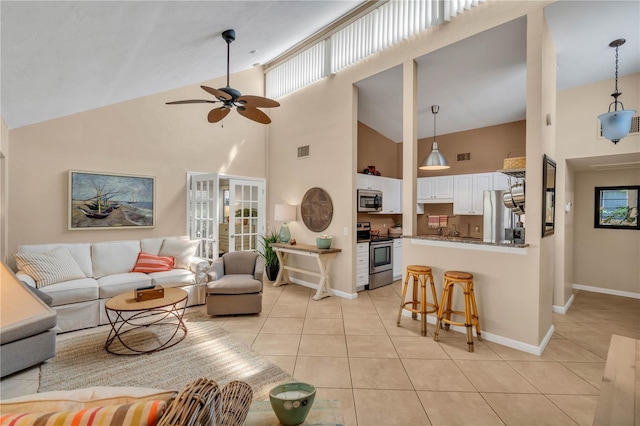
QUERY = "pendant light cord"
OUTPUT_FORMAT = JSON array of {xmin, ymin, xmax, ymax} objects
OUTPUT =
[{"xmin": 614, "ymin": 45, "xmax": 619, "ymax": 93}]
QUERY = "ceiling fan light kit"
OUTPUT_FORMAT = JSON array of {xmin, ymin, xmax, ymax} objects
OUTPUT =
[
  {"xmin": 167, "ymin": 29, "xmax": 280, "ymax": 125},
  {"xmin": 420, "ymin": 105, "xmax": 450, "ymax": 170},
  {"xmin": 597, "ymin": 38, "xmax": 636, "ymax": 144}
]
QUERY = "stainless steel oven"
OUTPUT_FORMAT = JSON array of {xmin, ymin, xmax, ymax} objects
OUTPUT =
[
  {"xmin": 369, "ymin": 237, "xmax": 393, "ymax": 289},
  {"xmin": 357, "ymin": 189, "xmax": 382, "ymax": 212}
]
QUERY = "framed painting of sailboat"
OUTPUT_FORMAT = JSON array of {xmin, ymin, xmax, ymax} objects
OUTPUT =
[{"xmin": 68, "ymin": 170, "xmax": 156, "ymax": 230}]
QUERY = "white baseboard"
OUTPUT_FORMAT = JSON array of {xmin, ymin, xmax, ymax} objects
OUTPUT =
[
  {"xmin": 552, "ymin": 293, "xmax": 575, "ymax": 314},
  {"xmin": 400, "ymin": 311, "xmax": 554, "ymax": 356},
  {"xmin": 573, "ymin": 283, "xmax": 640, "ymax": 299}
]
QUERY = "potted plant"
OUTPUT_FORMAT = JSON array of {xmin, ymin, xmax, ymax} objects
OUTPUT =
[{"xmin": 257, "ymin": 229, "xmax": 280, "ymax": 281}]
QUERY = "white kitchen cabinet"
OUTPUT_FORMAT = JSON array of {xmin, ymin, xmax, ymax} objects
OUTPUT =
[
  {"xmin": 392, "ymin": 238, "xmax": 403, "ymax": 280},
  {"xmin": 356, "ymin": 174, "xmax": 381, "ymax": 190},
  {"xmin": 379, "ymin": 177, "xmax": 402, "ymax": 213},
  {"xmin": 453, "ymin": 173, "xmax": 493, "ymax": 215},
  {"xmin": 356, "ymin": 242, "xmax": 369, "ymax": 287},
  {"xmin": 417, "ymin": 176, "xmax": 453, "ymax": 203},
  {"xmin": 493, "ymin": 172, "xmax": 512, "ymax": 191}
]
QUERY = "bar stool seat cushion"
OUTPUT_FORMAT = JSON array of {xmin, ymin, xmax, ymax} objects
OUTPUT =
[
  {"xmin": 407, "ymin": 265, "xmax": 432, "ymax": 274},
  {"xmin": 444, "ymin": 271, "xmax": 473, "ymax": 280}
]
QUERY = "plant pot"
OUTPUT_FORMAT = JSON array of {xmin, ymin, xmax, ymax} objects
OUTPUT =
[{"xmin": 266, "ymin": 264, "xmax": 280, "ymax": 281}]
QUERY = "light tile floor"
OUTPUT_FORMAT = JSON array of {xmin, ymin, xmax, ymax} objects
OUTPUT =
[{"xmin": 2, "ymin": 283, "xmax": 639, "ymax": 425}]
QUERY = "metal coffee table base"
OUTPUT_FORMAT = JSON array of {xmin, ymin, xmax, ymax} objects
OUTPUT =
[{"xmin": 105, "ymin": 296, "xmax": 187, "ymax": 356}]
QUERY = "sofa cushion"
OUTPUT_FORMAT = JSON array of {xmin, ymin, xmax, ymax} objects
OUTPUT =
[
  {"xmin": 0, "ymin": 400, "xmax": 167, "ymax": 426},
  {"xmin": 131, "ymin": 252, "xmax": 174, "ymax": 273},
  {"xmin": 0, "ymin": 387, "xmax": 176, "ymax": 413},
  {"xmin": 17, "ymin": 243, "xmax": 93, "ymax": 278},
  {"xmin": 38, "ymin": 278, "xmax": 99, "ymax": 306},
  {"xmin": 159, "ymin": 239, "xmax": 199, "ymax": 270},
  {"xmin": 207, "ymin": 275, "xmax": 262, "ymax": 295},
  {"xmin": 14, "ymin": 247, "xmax": 86, "ymax": 288},
  {"xmin": 23, "ymin": 282, "xmax": 54, "ymax": 306},
  {"xmin": 0, "ymin": 387, "xmax": 176, "ymax": 414},
  {"xmin": 140, "ymin": 236, "xmax": 189, "ymax": 256},
  {"xmin": 0, "ymin": 267, "xmax": 57, "ymax": 345},
  {"xmin": 92, "ymin": 240, "xmax": 141, "ymax": 278},
  {"xmin": 148, "ymin": 269, "xmax": 194, "ymax": 287},
  {"xmin": 98, "ymin": 273, "xmax": 151, "ymax": 298}
]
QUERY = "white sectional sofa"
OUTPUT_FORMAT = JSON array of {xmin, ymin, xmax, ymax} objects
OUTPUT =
[{"xmin": 15, "ymin": 237, "xmax": 209, "ymax": 333}]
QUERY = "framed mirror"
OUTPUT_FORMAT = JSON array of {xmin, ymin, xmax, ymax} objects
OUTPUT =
[
  {"xmin": 594, "ymin": 186, "xmax": 640, "ymax": 230},
  {"xmin": 542, "ymin": 154, "xmax": 556, "ymax": 237}
]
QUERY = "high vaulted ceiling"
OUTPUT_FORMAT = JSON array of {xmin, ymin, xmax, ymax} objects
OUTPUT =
[
  {"xmin": 1, "ymin": 0, "xmax": 639, "ymax": 135},
  {"xmin": 0, "ymin": 0, "xmax": 365, "ymax": 129}
]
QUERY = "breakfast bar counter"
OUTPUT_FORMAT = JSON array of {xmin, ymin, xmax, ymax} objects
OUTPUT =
[
  {"xmin": 402, "ymin": 236, "xmax": 547, "ymax": 353},
  {"xmin": 270, "ymin": 243, "xmax": 342, "ymax": 300}
]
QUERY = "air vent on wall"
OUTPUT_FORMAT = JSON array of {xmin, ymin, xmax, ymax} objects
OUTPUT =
[
  {"xmin": 456, "ymin": 153, "xmax": 471, "ymax": 162},
  {"xmin": 598, "ymin": 115, "xmax": 639, "ymax": 139},
  {"xmin": 297, "ymin": 145, "xmax": 310, "ymax": 159}
]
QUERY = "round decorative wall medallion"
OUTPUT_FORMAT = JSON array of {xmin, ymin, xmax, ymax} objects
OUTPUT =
[{"xmin": 300, "ymin": 187, "xmax": 333, "ymax": 232}]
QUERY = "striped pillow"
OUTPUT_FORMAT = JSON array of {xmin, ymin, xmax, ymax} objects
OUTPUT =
[
  {"xmin": 132, "ymin": 252, "xmax": 175, "ymax": 273},
  {"xmin": 14, "ymin": 247, "xmax": 86, "ymax": 288},
  {"xmin": 0, "ymin": 400, "xmax": 166, "ymax": 426}
]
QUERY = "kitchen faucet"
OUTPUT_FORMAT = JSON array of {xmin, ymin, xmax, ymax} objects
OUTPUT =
[{"xmin": 449, "ymin": 224, "xmax": 460, "ymax": 237}]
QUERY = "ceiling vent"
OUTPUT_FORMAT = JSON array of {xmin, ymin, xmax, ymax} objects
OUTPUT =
[
  {"xmin": 297, "ymin": 145, "xmax": 310, "ymax": 159},
  {"xmin": 598, "ymin": 115, "xmax": 639, "ymax": 139},
  {"xmin": 456, "ymin": 153, "xmax": 471, "ymax": 162}
]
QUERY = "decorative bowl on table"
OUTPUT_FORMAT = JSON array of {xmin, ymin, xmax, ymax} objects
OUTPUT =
[
  {"xmin": 315, "ymin": 235, "xmax": 332, "ymax": 249},
  {"xmin": 269, "ymin": 382, "xmax": 316, "ymax": 426}
]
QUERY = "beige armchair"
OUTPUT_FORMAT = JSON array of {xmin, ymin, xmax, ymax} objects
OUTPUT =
[{"xmin": 206, "ymin": 251, "xmax": 263, "ymax": 316}]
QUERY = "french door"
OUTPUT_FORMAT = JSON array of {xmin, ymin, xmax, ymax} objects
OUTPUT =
[
  {"xmin": 188, "ymin": 173, "xmax": 218, "ymax": 259},
  {"xmin": 228, "ymin": 179, "xmax": 265, "ymax": 252},
  {"xmin": 187, "ymin": 174, "xmax": 265, "ymax": 259}
]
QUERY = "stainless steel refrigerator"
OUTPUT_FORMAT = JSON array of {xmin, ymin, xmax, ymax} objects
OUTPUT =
[{"xmin": 483, "ymin": 190, "xmax": 514, "ymax": 243}]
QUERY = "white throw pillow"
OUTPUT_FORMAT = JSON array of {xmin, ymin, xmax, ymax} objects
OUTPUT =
[
  {"xmin": 14, "ymin": 247, "xmax": 86, "ymax": 288},
  {"xmin": 159, "ymin": 239, "xmax": 199, "ymax": 270}
]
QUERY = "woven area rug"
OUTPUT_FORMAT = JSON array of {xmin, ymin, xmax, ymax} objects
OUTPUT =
[{"xmin": 40, "ymin": 310, "xmax": 292, "ymax": 400}]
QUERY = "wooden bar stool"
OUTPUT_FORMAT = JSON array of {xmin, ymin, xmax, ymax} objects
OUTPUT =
[
  {"xmin": 433, "ymin": 271, "xmax": 481, "ymax": 352},
  {"xmin": 397, "ymin": 265, "xmax": 439, "ymax": 336}
]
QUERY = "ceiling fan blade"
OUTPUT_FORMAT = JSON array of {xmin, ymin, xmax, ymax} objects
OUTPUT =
[
  {"xmin": 208, "ymin": 107, "xmax": 231, "ymax": 123},
  {"xmin": 166, "ymin": 100, "xmax": 217, "ymax": 104},
  {"xmin": 201, "ymin": 86, "xmax": 232, "ymax": 101},
  {"xmin": 237, "ymin": 107, "xmax": 271, "ymax": 124},
  {"xmin": 237, "ymin": 95, "xmax": 280, "ymax": 108}
]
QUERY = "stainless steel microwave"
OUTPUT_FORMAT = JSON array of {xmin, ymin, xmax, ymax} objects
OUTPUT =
[{"xmin": 357, "ymin": 189, "xmax": 382, "ymax": 212}]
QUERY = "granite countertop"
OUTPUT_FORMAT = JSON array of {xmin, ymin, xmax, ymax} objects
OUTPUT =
[{"xmin": 408, "ymin": 235, "xmax": 529, "ymax": 248}]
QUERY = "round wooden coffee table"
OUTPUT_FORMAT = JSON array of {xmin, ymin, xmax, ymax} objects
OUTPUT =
[{"xmin": 104, "ymin": 287, "xmax": 188, "ymax": 355}]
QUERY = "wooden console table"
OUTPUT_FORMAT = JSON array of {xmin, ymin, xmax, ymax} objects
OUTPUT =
[{"xmin": 270, "ymin": 243, "xmax": 342, "ymax": 300}]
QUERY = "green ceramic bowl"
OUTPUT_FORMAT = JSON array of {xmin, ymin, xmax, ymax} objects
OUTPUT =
[
  {"xmin": 316, "ymin": 237, "xmax": 332, "ymax": 249},
  {"xmin": 269, "ymin": 382, "xmax": 316, "ymax": 426}
]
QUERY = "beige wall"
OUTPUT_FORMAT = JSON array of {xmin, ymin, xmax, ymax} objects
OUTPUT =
[
  {"xmin": 267, "ymin": 0, "xmax": 555, "ymax": 347},
  {"xmin": 6, "ymin": 68, "xmax": 268, "ymax": 268},
  {"xmin": 415, "ymin": 121, "xmax": 527, "ymax": 178},
  {"xmin": 573, "ymin": 168, "xmax": 640, "ymax": 294},
  {"xmin": 556, "ymin": 73, "xmax": 640, "ymax": 305},
  {"xmin": 357, "ymin": 122, "xmax": 400, "ymax": 178}
]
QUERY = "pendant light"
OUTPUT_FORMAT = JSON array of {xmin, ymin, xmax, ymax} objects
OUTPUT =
[
  {"xmin": 597, "ymin": 39, "xmax": 636, "ymax": 144},
  {"xmin": 419, "ymin": 105, "xmax": 450, "ymax": 170}
]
